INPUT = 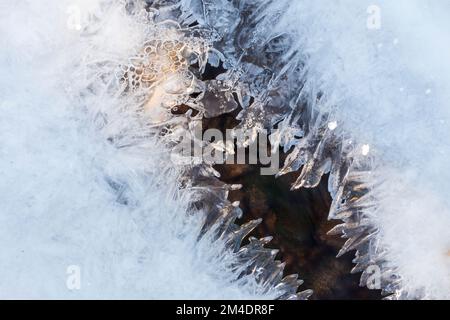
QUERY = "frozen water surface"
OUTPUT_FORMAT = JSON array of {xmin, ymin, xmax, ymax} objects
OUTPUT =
[{"xmin": 1, "ymin": 0, "xmax": 449, "ymax": 299}]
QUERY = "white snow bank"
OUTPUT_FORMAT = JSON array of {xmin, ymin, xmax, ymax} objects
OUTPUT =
[
  {"xmin": 265, "ymin": 0, "xmax": 450, "ymax": 298},
  {"xmin": 0, "ymin": 0, "xmax": 277, "ymax": 299}
]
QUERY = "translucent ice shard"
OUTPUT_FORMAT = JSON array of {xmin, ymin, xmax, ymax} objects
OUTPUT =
[
  {"xmin": 173, "ymin": 0, "xmax": 450, "ymax": 299},
  {"xmin": 210, "ymin": 0, "xmax": 450, "ymax": 299},
  {"xmin": 0, "ymin": 0, "xmax": 308, "ymax": 299},
  {"xmin": 3, "ymin": 0, "xmax": 449, "ymax": 300}
]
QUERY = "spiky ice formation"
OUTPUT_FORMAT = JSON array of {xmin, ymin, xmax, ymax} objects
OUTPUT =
[
  {"xmin": 2, "ymin": 0, "xmax": 449, "ymax": 300},
  {"xmin": 192, "ymin": 0, "xmax": 450, "ymax": 299},
  {"xmin": 0, "ymin": 0, "xmax": 310, "ymax": 299}
]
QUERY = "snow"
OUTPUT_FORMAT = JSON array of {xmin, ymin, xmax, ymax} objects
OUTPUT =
[
  {"xmin": 260, "ymin": 0, "xmax": 450, "ymax": 298},
  {"xmin": 1, "ymin": 0, "xmax": 449, "ymax": 299},
  {"xmin": 0, "ymin": 0, "xmax": 281, "ymax": 299}
]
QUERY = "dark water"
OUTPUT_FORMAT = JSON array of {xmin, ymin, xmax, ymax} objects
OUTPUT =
[{"xmin": 203, "ymin": 110, "xmax": 381, "ymax": 300}]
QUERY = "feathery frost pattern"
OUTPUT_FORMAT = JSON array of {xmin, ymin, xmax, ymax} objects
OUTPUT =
[{"xmin": 0, "ymin": 0, "xmax": 449, "ymax": 299}]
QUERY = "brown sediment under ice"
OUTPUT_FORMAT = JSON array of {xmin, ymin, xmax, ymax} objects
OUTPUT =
[{"xmin": 203, "ymin": 110, "xmax": 382, "ymax": 300}]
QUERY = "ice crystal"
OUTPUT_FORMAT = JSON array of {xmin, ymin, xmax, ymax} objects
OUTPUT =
[
  {"xmin": 0, "ymin": 0, "xmax": 308, "ymax": 299},
  {"xmin": 1, "ymin": 0, "xmax": 449, "ymax": 300}
]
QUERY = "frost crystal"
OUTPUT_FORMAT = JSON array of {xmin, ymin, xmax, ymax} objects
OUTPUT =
[{"xmin": 1, "ymin": 0, "xmax": 449, "ymax": 300}]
